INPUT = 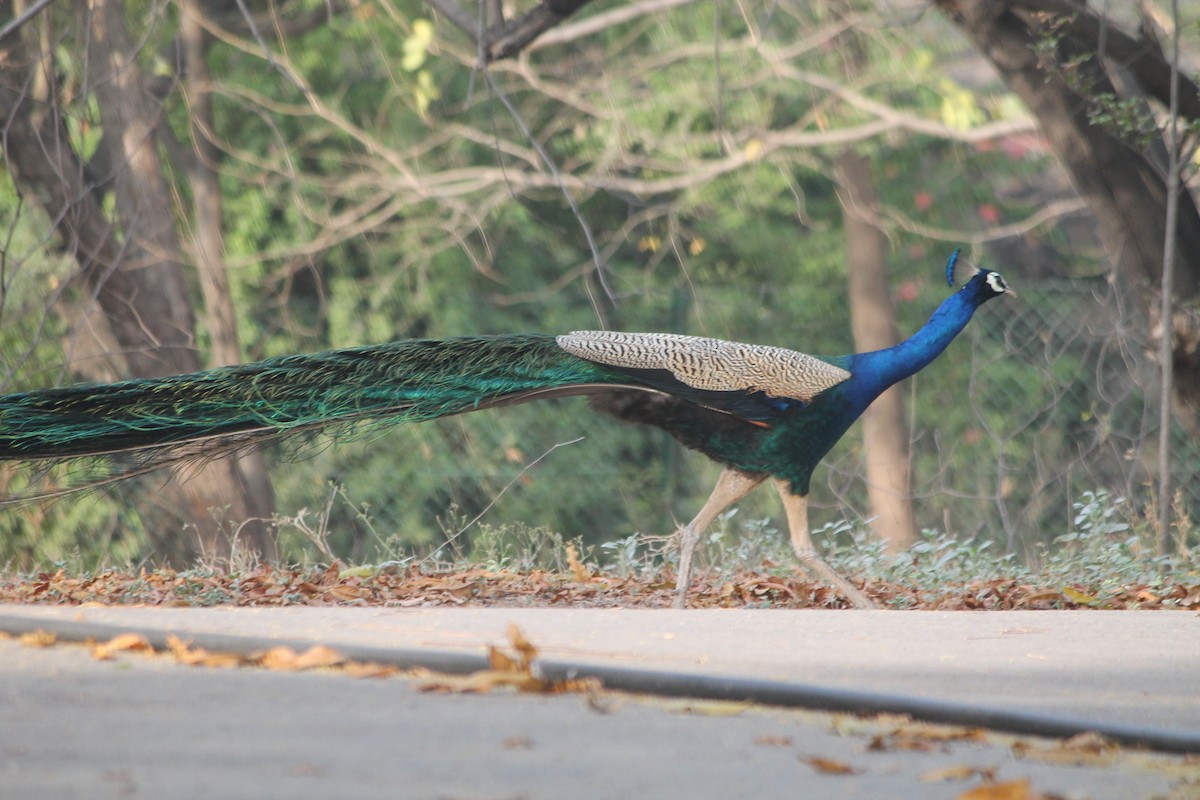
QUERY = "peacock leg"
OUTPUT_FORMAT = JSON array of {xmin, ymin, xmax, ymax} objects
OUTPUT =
[
  {"xmin": 773, "ymin": 479, "xmax": 875, "ymax": 609},
  {"xmin": 673, "ymin": 467, "xmax": 765, "ymax": 609}
]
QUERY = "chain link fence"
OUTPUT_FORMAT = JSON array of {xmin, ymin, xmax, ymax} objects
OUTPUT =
[{"xmin": 809, "ymin": 275, "xmax": 1199, "ymax": 559}]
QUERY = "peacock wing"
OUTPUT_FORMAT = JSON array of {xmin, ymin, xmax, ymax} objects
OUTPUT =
[{"xmin": 555, "ymin": 331, "xmax": 850, "ymax": 423}]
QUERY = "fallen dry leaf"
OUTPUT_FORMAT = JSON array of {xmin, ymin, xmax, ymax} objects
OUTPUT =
[
  {"xmin": 259, "ymin": 647, "xmax": 300, "ymax": 670},
  {"xmin": 166, "ymin": 634, "xmax": 204, "ymax": 664},
  {"xmin": 340, "ymin": 660, "xmax": 400, "ymax": 678},
  {"xmin": 903, "ymin": 724, "xmax": 988, "ymax": 742},
  {"xmin": 922, "ymin": 764, "xmax": 997, "ymax": 783},
  {"xmin": 801, "ymin": 756, "xmax": 861, "ymax": 775},
  {"xmin": 260, "ymin": 644, "xmax": 346, "ymax": 672},
  {"xmin": 287, "ymin": 644, "xmax": 347, "ymax": 670},
  {"xmin": 1016, "ymin": 589, "xmax": 1062, "ymax": 608},
  {"xmin": 957, "ymin": 779, "xmax": 1031, "ymax": 800},
  {"xmin": 870, "ymin": 734, "xmax": 936, "ymax": 753},
  {"xmin": 326, "ymin": 584, "xmax": 372, "ymax": 602},
  {"xmin": 19, "ymin": 629, "xmax": 56, "ymax": 648},
  {"xmin": 92, "ymin": 633, "xmax": 154, "ymax": 660},
  {"xmin": 418, "ymin": 668, "xmax": 548, "ymax": 694},
  {"xmin": 871, "ymin": 722, "xmax": 987, "ymax": 752},
  {"xmin": 506, "ymin": 624, "xmax": 538, "ymax": 669},
  {"xmin": 166, "ymin": 634, "xmax": 244, "ymax": 668},
  {"xmin": 1135, "ymin": 588, "xmax": 1160, "ymax": 604},
  {"xmin": 487, "ymin": 645, "xmax": 521, "ymax": 673},
  {"xmin": 754, "ymin": 735, "xmax": 793, "ymax": 747},
  {"xmin": 417, "ymin": 626, "xmax": 600, "ymax": 696},
  {"xmin": 1012, "ymin": 731, "xmax": 1117, "ymax": 766},
  {"xmin": 100, "ymin": 632, "xmax": 396, "ymax": 678},
  {"xmin": 3, "ymin": 561, "xmax": 1197, "ymax": 610},
  {"xmin": 566, "ymin": 543, "xmax": 591, "ymax": 582},
  {"xmin": 503, "ymin": 735, "xmax": 534, "ymax": 749},
  {"xmin": 1059, "ymin": 731, "xmax": 1114, "ymax": 752},
  {"xmin": 675, "ymin": 700, "xmax": 753, "ymax": 717}
]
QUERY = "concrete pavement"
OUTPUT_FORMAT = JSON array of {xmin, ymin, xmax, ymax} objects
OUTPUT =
[{"xmin": 0, "ymin": 605, "xmax": 1196, "ymax": 798}]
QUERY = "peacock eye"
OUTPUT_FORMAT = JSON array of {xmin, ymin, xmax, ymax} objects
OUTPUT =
[{"xmin": 986, "ymin": 273, "xmax": 1008, "ymax": 294}]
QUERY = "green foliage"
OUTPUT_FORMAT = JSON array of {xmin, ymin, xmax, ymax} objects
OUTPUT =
[
  {"xmin": 1033, "ymin": 18, "xmax": 1200, "ymax": 154},
  {"xmin": 0, "ymin": 174, "xmax": 150, "ymax": 568},
  {"xmin": 464, "ymin": 521, "xmax": 585, "ymax": 575},
  {"xmin": 821, "ymin": 489, "xmax": 1194, "ymax": 604},
  {"xmin": 576, "ymin": 487, "xmax": 1194, "ymax": 605},
  {"xmin": 169, "ymin": 574, "xmax": 233, "ymax": 606},
  {"xmin": 1083, "ymin": 93, "xmax": 1162, "ymax": 150},
  {"xmin": 599, "ymin": 531, "xmax": 672, "ymax": 578},
  {"xmin": 0, "ymin": 491, "xmax": 139, "ymax": 572},
  {"xmin": 1041, "ymin": 490, "xmax": 1190, "ymax": 595},
  {"xmin": 6, "ymin": 0, "xmax": 1196, "ymax": 577},
  {"xmin": 822, "ymin": 523, "xmax": 1022, "ymax": 595}
]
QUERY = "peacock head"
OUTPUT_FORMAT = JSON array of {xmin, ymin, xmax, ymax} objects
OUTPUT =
[
  {"xmin": 944, "ymin": 249, "xmax": 1013, "ymax": 300},
  {"xmin": 979, "ymin": 270, "xmax": 1012, "ymax": 297}
]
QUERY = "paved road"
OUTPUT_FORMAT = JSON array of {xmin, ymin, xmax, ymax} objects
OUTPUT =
[{"xmin": 0, "ymin": 605, "xmax": 1196, "ymax": 799}]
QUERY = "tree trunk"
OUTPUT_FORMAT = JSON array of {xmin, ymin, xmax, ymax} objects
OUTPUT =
[
  {"xmin": 179, "ymin": 0, "xmax": 276, "ymax": 558},
  {"xmin": 937, "ymin": 0, "xmax": 1200, "ymax": 434},
  {"xmin": 835, "ymin": 149, "xmax": 919, "ymax": 552},
  {"xmin": 0, "ymin": 1, "xmax": 273, "ymax": 562}
]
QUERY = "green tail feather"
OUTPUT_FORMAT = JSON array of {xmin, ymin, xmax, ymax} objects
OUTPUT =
[{"xmin": 0, "ymin": 334, "xmax": 613, "ymax": 463}]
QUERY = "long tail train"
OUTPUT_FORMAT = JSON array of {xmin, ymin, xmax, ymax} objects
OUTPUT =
[{"xmin": 0, "ymin": 334, "xmax": 626, "ymax": 491}]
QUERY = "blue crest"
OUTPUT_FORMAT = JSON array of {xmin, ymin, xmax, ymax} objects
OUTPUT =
[{"xmin": 945, "ymin": 249, "xmax": 961, "ymax": 287}]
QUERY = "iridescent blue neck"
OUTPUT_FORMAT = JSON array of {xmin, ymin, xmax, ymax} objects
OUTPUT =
[{"xmin": 846, "ymin": 275, "xmax": 991, "ymax": 410}]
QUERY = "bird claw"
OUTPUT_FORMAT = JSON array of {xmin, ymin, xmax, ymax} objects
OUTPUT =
[{"xmin": 794, "ymin": 548, "xmax": 875, "ymax": 609}]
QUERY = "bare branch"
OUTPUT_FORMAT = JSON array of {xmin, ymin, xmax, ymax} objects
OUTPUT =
[
  {"xmin": 424, "ymin": 0, "xmax": 480, "ymax": 45},
  {"xmin": 486, "ymin": 0, "xmax": 598, "ymax": 61},
  {"xmin": 0, "ymin": 0, "xmax": 57, "ymax": 43},
  {"xmin": 528, "ymin": 0, "xmax": 703, "ymax": 51},
  {"xmin": 879, "ymin": 197, "xmax": 1090, "ymax": 245},
  {"xmin": 428, "ymin": 0, "xmax": 603, "ymax": 61}
]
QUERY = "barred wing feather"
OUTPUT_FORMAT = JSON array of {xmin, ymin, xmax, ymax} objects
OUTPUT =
[{"xmin": 556, "ymin": 331, "xmax": 850, "ymax": 402}]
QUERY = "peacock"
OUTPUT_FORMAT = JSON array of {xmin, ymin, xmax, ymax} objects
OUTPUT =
[{"xmin": 0, "ymin": 252, "xmax": 1010, "ymax": 608}]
